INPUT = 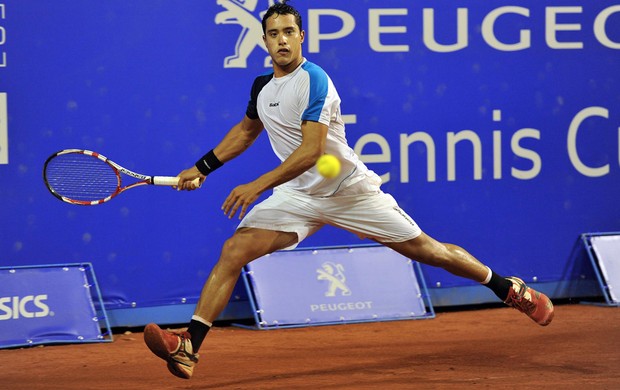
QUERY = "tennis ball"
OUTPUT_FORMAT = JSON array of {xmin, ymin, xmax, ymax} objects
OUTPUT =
[{"xmin": 316, "ymin": 154, "xmax": 341, "ymax": 178}]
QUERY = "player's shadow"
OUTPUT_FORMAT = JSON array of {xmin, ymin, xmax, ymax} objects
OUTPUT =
[{"xmin": 191, "ymin": 333, "xmax": 582, "ymax": 389}]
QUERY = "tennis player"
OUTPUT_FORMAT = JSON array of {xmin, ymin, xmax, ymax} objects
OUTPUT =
[{"xmin": 144, "ymin": 1, "xmax": 554, "ymax": 379}]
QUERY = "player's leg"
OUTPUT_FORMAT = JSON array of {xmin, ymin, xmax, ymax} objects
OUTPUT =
[
  {"xmin": 381, "ymin": 232, "xmax": 489, "ymax": 281},
  {"xmin": 186, "ymin": 188, "xmax": 321, "ymax": 352},
  {"xmin": 380, "ymin": 233, "xmax": 510, "ymax": 300},
  {"xmin": 382, "ymin": 234, "xmax": 554, "ymax": 326},
  {"xmin": 145, "ymin": 188, "xmax": 321, "ymax": 379},
  {"xmin": 144, "ymin": 227, "xmax": 297, "ymax": 379},
  {"xmin": 192, "ymin": 227, "xmax": 298, "ymax": 330},
  {"xmin": 322, "ymin": 187, "xmax": 553, "ymax": 327}
]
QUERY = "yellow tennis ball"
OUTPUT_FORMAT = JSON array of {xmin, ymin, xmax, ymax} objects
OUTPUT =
[{"xmin": 316, "ymin": 154, "xmax": 341, "ymax": 178}]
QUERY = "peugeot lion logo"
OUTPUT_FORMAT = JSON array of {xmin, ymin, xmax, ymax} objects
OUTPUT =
[
  {"xmin": 316, "ymin": 262, "xmax": 352, "ymax": 297},
  {"xmin": 215, "ymin": 0, "xmax": 280, "ymax": 68}
]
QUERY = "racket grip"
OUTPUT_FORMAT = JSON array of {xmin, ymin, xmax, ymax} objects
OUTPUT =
[{"xmin": 152, "ymin": 176, "xmax": 202, "ymax": 188}]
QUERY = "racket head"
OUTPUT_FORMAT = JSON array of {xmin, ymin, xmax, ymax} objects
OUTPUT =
[{"xmin": 43, "ymin": 149, "xmax": 123, "ymax": 205}]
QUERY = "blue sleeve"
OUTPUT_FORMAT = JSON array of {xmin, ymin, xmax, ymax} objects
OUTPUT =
[{"xmin": 301, "ymin": 62, "xmax": 328, "ymax": 122}]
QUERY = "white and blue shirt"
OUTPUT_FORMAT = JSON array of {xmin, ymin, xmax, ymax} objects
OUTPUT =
[{"xmin": 246, "ymin": 59, "xmax": 372, "ymax": 196}]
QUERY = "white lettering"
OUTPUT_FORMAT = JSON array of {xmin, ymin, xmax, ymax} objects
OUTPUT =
[
  {"xmin": 300, "ymin": 6, "xmax": 620, "ymax": 54},
  {"xmin": 423, "ymin": 8, "xmax": 467, "ymax": 52},
  {"xmin": 594, "ymin": 5, "xmax": 620, "ymax": 49},
  {"xmin": 493, "ymin": 130, "xmax": 502, "ymax": 179},
  {"xmin": 369, "ymin": 8, "xmax": 409, "ymax": 52},
  {"xmin": 308, "ymin": 9, "xmax": 355, "ymax": 53},
  {"xmin": 511, "ymin": 129, "xmax": 542, "ymax": 180},
  {"xmin": 348, "ymin": 107, "xmax": 617, "ymax": 183},
  {"xmin": 0, "ymin": 297, "xmax": 10, "ymax": 320},
  {"xmin": 0, "ymin": 92, "xmax": 6, "ymax": 164},
  {"xmin": 0, "ymin": 295, "xmax": 50, "ymax": 320},
  {"xmin": 34, "ymin": 295, "xmax": 50, "ymax": 317},
  {"xmin": 447, "ymin": 130, "xmax": 482, "ymax": 181},
  {"xmin": 493, "ymin": 110, "xmax": 503, "ymax": 179},
  {"xmin": 310, "ymin": 301, "xmax": 373, "ymax": 312},
  {"xmin": 567, "ymin": 106, "xmax": 610, "ymax": 177},
  {"xmin": 19, "ymin": 295, "xmax": 34, "ymax": 318},
  {"xmin": 354, "ymin": 133, "xmax": 391, "ymax": 183},
  {"xmin": 546, "ymin": 7, "xmax": 584, "ymax": 49},
  {"xmin": 482, "ymin": 6, "xmax": 531, "ymax": 51},
  {"xmin": 400, "ymin": 132, "xmax": 436, "ymax": 183},
  {"xmin": 0, "ymin": 3, "xmax": 5, "ymax": 68}
]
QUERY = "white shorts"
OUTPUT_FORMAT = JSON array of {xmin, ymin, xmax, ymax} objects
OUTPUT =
[{"xmin": 238, "ymin": 179, "xmax": 422, "ymax": 250}]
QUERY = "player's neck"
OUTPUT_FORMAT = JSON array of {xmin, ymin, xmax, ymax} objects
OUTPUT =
[{"xmin": 273, "ymin": 57, "xmax": 304, "ymax": 78}]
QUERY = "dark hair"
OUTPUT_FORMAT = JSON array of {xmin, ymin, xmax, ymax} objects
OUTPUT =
[{"xmin": 261, "ymin": 1, "xmax": 303, "ymax": 34}]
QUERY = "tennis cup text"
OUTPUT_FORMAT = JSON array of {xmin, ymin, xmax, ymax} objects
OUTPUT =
[
  {"xmin": 350, "ymin": 105, "xmax": 620, "ymax": 183},
  {"xmin": 0, "ymin": 295, "xmax": 50, "ymax": 320}
]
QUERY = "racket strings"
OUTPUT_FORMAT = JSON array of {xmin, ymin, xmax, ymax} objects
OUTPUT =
[{"xmin": 44, "ymin": 153, "xmax": 120, "ymax": 201}]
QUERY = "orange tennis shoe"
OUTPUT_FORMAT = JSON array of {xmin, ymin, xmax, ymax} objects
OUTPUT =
[
  {"xmin": 504, "ymin": 277, "xmax": 554, "ymax": 326},
  {"xmin": 144, "ymin": 323, "xmax": 199, "ymax": 379}
]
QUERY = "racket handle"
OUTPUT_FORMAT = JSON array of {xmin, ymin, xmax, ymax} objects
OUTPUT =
[{"xmin": 152, "ymin": 176, "xmax": 201, "ymax": 188}]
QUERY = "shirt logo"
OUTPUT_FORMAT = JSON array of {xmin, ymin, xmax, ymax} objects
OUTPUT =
[
  {"xmin": 215, "ymin": 0, "xmax": 277, "ymax": 68},
  {"xmin": 269, "ymin": 102, "xmax": 279, "ymax": 107}
]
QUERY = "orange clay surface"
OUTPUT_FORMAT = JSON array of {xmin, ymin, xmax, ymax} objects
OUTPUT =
[{"xmin": 0, "ymin": 304, "xmax": 619, "ymax": 389}]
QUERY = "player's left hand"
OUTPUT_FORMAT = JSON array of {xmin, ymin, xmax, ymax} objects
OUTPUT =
[{"xmin": 222, "ymin": 181, "xmax": 264, "ymax": 219}]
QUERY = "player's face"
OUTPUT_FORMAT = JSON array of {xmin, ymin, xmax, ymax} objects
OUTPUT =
[{"xmin": 263, "ymin": 14, "xmax": 305, "ymax": 76}]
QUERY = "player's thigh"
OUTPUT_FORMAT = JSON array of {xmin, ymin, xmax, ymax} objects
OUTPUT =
[
  {"xmin": 238, "ymin": 188, "xmax": 324, "ymax": 248},
  {"xmin": 326, "ymin": 192, "xmax": 421, "ymax": 243},
  {"xmin": 380, "ymin": 232, "xmax": 447, "ymax": 265}
]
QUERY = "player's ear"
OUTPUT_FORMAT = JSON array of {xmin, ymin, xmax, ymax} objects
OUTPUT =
[{"xmin": 300, "ymin": 30, "xmax": 305, "ymax": 43}]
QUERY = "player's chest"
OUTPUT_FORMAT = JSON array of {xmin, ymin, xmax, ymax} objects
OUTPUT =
[{"xmin": 257, "ymin": 81, "xmax": 306, "ymax": 122}]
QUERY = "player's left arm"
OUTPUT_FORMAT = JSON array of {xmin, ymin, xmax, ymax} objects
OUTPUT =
[{"xmin": 222, "ymin": 119, "xmax": 327, "ymax": 219}]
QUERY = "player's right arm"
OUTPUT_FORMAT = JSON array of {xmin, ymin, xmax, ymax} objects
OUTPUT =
[
  {"xmin": 177, "ymin": 74, "xmax": 269, "ymax": 190},
  {"xmin": 176, "ymin": 115, "xmax": 264, "ymax": 190},
  {"xmin": 213, "ymin": 115, "xmax": 264, "ymax": 163}
]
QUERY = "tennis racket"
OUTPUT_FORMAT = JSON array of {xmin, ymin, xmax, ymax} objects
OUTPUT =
[{"xmin": 43, "ymin": 149, "xmax": 201, "ymax": 205}]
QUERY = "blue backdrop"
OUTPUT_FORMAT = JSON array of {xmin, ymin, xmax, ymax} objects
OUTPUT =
[{"xmin": 1, "ymin": 1, "xmax": 619, "ymax": 315}]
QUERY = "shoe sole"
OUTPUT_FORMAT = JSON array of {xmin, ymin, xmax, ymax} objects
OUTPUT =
[
  {"xmin": 167, "ymin": 360, "xmax": 191, "ymax": 379},
  {"xmin": 539, "ymin": 302, "xmax": 554, "ymax": 326},
  {"xmin": 144, "ymin": 324, "xmax": 193, "ymax": 379},
  {"xmin": 144, "ymin": 323, "xmax": 172, "ymax": 361}
]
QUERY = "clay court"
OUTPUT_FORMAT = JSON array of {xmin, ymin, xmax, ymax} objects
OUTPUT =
[{"xmin": 1, "ymin": 304, "xmax": 618, "ymax": 389}]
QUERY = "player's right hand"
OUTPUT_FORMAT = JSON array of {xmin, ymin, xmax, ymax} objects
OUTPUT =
[{"xmin": 176, "ymin": 166, "xmax": 205, "ymax": 191}]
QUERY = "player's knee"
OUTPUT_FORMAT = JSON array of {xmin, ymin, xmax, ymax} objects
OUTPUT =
[
  {"xmin": 220, "ymin": 235, "xmax": 264, "ymax": 269},
  {"xmin": 219, "ymin": 236, "xmax": 255, "ymax": 270}
]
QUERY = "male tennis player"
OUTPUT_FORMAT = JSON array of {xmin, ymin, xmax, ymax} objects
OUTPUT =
[{"xmin": 144, "ymin": 1, "xmax": 554, "ymax": 379}]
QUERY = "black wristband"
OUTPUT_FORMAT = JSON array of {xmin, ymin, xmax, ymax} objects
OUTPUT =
[{"xmin": 195, "ymin": 149, "xmax": 223, "ymax": 176}]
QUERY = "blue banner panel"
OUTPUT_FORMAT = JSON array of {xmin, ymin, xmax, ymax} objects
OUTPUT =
[
  {"xmin": 0, "ymin": 264, "xmax": 109, "ymax": 348},
  {"xmin": 0, "ymin": 1, "xmax": 619, "ymax": 321},
  {"xmin": 244, "ymin": 246, "xmax": 432, "ymax": 328},
  {"xmin": 584, "ymin": 233, "xmax": 620, "ymax": 305}
]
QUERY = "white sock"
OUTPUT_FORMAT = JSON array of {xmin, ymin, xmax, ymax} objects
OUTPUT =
[
  {"xmin": 192, "ymin": 314, "xmax": 213, "ymax": 328},
  {"xmin": 481, "ymin": 266, "xmax": 493, "ymax": 284}
]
